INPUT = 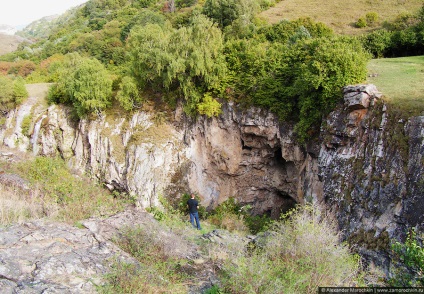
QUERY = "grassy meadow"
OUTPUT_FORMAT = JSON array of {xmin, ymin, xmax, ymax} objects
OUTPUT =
[
  {"xmin": 259, "ymin": 0, "xmax": 423, "ymax": 35},
  {"xmin": 367, "ymin": 55, "xmax": 424, "ymax": 115}
]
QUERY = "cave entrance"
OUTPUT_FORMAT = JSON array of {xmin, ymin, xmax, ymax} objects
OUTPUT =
[{"xmin": 268, "ymin": 191, "xmax": 297, "ymax": 219}]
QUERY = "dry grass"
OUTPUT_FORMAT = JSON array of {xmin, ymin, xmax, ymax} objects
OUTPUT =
[
  {"xmin": 220, "ymin": 205, "xmax": 369, "ymax": 293},
  {"xmin": 259, "ymin": 0, "xmax": 423, "ymax": 35},
  {"xmin": 0, "ymin": 33, "xmax": 25, "ymax": 56},
  {"xmin": 0, "ymin": 184, "xmax": 58, "ymax": 226},
  {"xmin": 25, "ymin": 83, "xmax": 52, "ymax": 99}
]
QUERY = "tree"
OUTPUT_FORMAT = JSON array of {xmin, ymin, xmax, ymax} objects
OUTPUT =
[
  {"xmin": 128, "ymin": 15, "xmax": 226, "ymax": 115},
  {"xmin": 202, "ymin": 0, "xmax": 238, "ymax": 27},
  {"xmin": 0, "ymin": 76, "xmax": 27, "ymax": 115},
  {"xmin": 68, "ymin": 58, "xmax": 113, "ymax": 117},
  {"xmin": 13, "ymin": 77, "xmax": 28, "ymax": 105},
  {"xmin": 47, "ymin": 53, "xmax": 113, "ymax": 118},
  {"xmin": 116, "ymin": 76, "xmax": 143, "ymax": 111},
  {"xmin": 288, "ymin": 37, "xmax": 370, "ymax": 140},
  {"xmin": 202, "ymin": 0, "xmax": 259, "ymax": 29}
]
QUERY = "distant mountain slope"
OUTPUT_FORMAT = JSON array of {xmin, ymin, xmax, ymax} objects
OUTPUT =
[
  {"xmin": 0, "ymin": 24, "xmax": 17, "ymax": 35},
  {"xmin": 15, "ymin": 5, "xmax": 82, "ymax": 41},
  {"xmin": 0, "ymin": 33, "xmax": 27, "ymax": 56},
  {"xmin": 259, "ymin": 0, "xmax": 423, "ymax": 35},
  {"xmin": 16, "ymin": 15, "xmax": 60, "ymax": 40}
]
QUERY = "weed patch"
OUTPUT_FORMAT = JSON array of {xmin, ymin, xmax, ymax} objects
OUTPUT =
[
  {"xmin": 220, "ymin": 205, "xmax": 364, "ymax": 293},
  {"xmin": 99, "ymin": 226, "xmax": 189, "ymax": 294},
  {"xmin": 2, "ymin": 156, "xmax": 129, "ymax": 224}
]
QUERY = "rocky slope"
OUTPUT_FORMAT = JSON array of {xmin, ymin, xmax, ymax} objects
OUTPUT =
[
  {"xmin": 0, "ymin": 208, "xmax": 222, "ymax": 293},
  {"xmin": 0, "ymin": 84, "xmax": 423, "ymax": 273}
]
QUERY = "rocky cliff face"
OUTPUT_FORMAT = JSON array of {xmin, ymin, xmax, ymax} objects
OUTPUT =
[
  {"xmin": 1, "ymin": 84, "xmax": 423, "ymax": 266},
  {"xmin": 319, "ymin": 85, "xmax": 424, "ymax": 270}
]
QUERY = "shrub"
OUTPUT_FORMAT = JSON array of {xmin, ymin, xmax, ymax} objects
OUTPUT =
[
  {"xmin": 14, "ymin": 156, "xmax": 127, "ymax": 223},
  {"xmin": 220, "ymin": 205, "xmax": 363, "ymax": 293},
  {"xmin": 356, "ymin": 17, "xmax": 367, "ymax": 28},
  {"xmin": 115, "ymin": 76, "xmax": 143, "ymax": 111},
  {"xmin": 365, "ymin": 12, "xmax": 379, "ymax": 26},
  {"xmin": 390, "ymin": 230, "xmax": 424, "ymax": 286},
  {"xmin": 360, "ymin": 29, "xmax": 393, "ymax": 58},
  {"xmin": 0, "ymin": 76, "xmax": 27, "ymax": 115},
  {"xmin": 21, "ymin": 114, "xmax": 32, "ymax": 135},
  {"xmin": 197, "ymin": 93, "xmax": 222, "ymax": 118},
  {"xmin": 99, "ymin": 226, "xmax": 189, "ymax": 294},
  {"xmin": 177, "ymin": 193, "xmax": 207, "ymax": 219}
]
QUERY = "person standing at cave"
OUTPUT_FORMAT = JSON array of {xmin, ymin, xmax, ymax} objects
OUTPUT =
[{"xmin": 187, "ymin": 193, "xmax": 201, "ymax": 230}]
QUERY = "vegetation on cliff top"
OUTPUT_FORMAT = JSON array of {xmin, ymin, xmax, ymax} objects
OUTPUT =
[{"xmin": 1, "ymin": 0, "xmax": 422, "ymax": 141}]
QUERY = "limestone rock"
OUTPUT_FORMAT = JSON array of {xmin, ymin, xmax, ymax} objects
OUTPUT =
[{"xmin": 0, "ymin": 216, "xmax": 138, "ymax": 293}]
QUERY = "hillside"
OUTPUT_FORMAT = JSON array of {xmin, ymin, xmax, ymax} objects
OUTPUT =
[
  {"xmin": 259, "ymin": 0, "xmax": 423, "ymax": 35},
  {"xmin": 0, "ymin": 33, "xmax": 26, "ymax": 55}
]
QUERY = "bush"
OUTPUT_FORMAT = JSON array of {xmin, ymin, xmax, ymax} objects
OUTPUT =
[
  {"xmin": 21, "ymin": 114, "xmax": 32, "ymax": 135},
  {"xmin": 355, "ymin": 17, "xmax": 367, "ymax": 28},
  {"xmin": 197, "ymin": 93, "xmax": 222, "ymax": 118},
  {"xmin": 220, "ymin": 205, "xmax": 363, "ymax": 293},
  {"xmin": 115, "ymin": 76, "xmax": 143, "ymax": 111},
  {"xmin": 177, "ymin": 193, "xmax": 207, "ymax": 219},
  {"xmin": 100, "ymin": 226, "xmax": 189, "ymax": 294},
  {"xmin": 0, "ymin": 75, "xmax": 27, "ymax": 115},
  {"xmin": 14, "ymin": 156, "xmax": 127, "ymax": 223},
  {"xmin": 390, "ymin": 230, "xmax": 424, "ymax": 286},
  {"xmin": 360, "ymin": 29, "xmax": 393, "ymax": 58},
  {"xmin": 365, "ymin": 12, "xmax": 379, "ymax": 26}
]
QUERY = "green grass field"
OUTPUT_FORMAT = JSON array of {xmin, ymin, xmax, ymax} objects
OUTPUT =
[{"xmin": 367, "ymin": 55, "xmax": 424, "ymax": 116}]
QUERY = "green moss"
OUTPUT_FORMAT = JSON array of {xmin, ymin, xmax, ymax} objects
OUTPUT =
[
  {"xmin": 348, "ymin": 228, "xmax": 390, "ymax": 251},
  {"xmin": 21, "ymin": 114, "xmax": 32, "ymax": 136}
]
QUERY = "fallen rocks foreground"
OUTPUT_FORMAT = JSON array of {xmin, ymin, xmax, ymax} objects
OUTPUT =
[{"xmin": 0, "ymin": 209, "xmax": 219, "ymax": 293}]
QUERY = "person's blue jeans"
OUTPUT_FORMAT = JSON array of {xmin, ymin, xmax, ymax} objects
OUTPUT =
[{"xmin": 189, "ymin": 212, "xmax": 201, "ymax": 230}]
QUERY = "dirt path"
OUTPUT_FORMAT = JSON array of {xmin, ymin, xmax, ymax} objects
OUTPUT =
[{"xmin": 25, "ymin": 83, "xmax": 52, "ymax": 100}]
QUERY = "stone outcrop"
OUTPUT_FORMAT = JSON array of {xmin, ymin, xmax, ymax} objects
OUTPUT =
[
  {"xmin": 182, "ymin": 103, "xmax": 319, "ymax": 217},
  {"xmin": 0, "ymin": 209, "xmax": 220, "ymax": 293},
  {"xmin": 320, "ymin": 84, "xmax": 423, "ymax": 270},
  {"xmin": 1, "ymin": 83, "xmax": 423, "ymax": 272},
  {"xmin": 0, "ymin": 210, "xmax": 142, "ymax": 293},
  {"xmin": 0, "ymin": 91, "xmax": 319, "ymax": 217}
]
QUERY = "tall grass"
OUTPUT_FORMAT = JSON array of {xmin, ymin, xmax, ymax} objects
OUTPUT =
[
  {"xmin": 220, "ymin": 205, "xmax": 364, "ymax": 293},
  {"xmin": 0, "ymin": 184, "xmax": 49, "ymax": 226},
  {"xmin": 0, "ymin": 155, "xmax": 130, "ymax": 226},
  {"xmin": 99, "ymin": 226, "xmax": 190, "ymax": 294}
]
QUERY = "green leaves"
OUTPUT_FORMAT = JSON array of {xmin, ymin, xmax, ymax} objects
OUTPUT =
[
  {"xmin": 391, "ymin": 230, "xmax": 424, "ymax": 286},
  {"xmin": 116, "ymin": 76, "xmax": 143, "ymax": 111},
  {"xmin": 70, "ymin": 58, "xmax": 113, "ymax": 117},
  {"xmin": 0, "ymin": 76, "xmax": 28, "ymax": 114},
  {"xmin": 47, "ymin": 53, "xmax": 113, "ymax": 118},
  {"xmin": 128, "ymin": 15, "xmax": 226, "ymax": 116},
  {"xmin": 197, "ymin": 93, "xmax": 222, "ymax": 118}
]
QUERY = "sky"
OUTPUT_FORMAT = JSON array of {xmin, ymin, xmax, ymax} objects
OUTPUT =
[{"xmin": 0, "ymin": 0, "xmax": 89, "ymax": 27}]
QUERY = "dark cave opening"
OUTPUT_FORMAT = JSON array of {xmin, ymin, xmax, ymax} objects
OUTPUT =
[
  {"xmin": 276, "ymin": 191, "xmax": 297, "ymax": 217},
  {"xmin": 273, "ymin": 147, "xmax": 285, "ymax": 165},
  {"xmin": 241, "ymin": 139, "xmax": 252, "ymax": 150}
]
